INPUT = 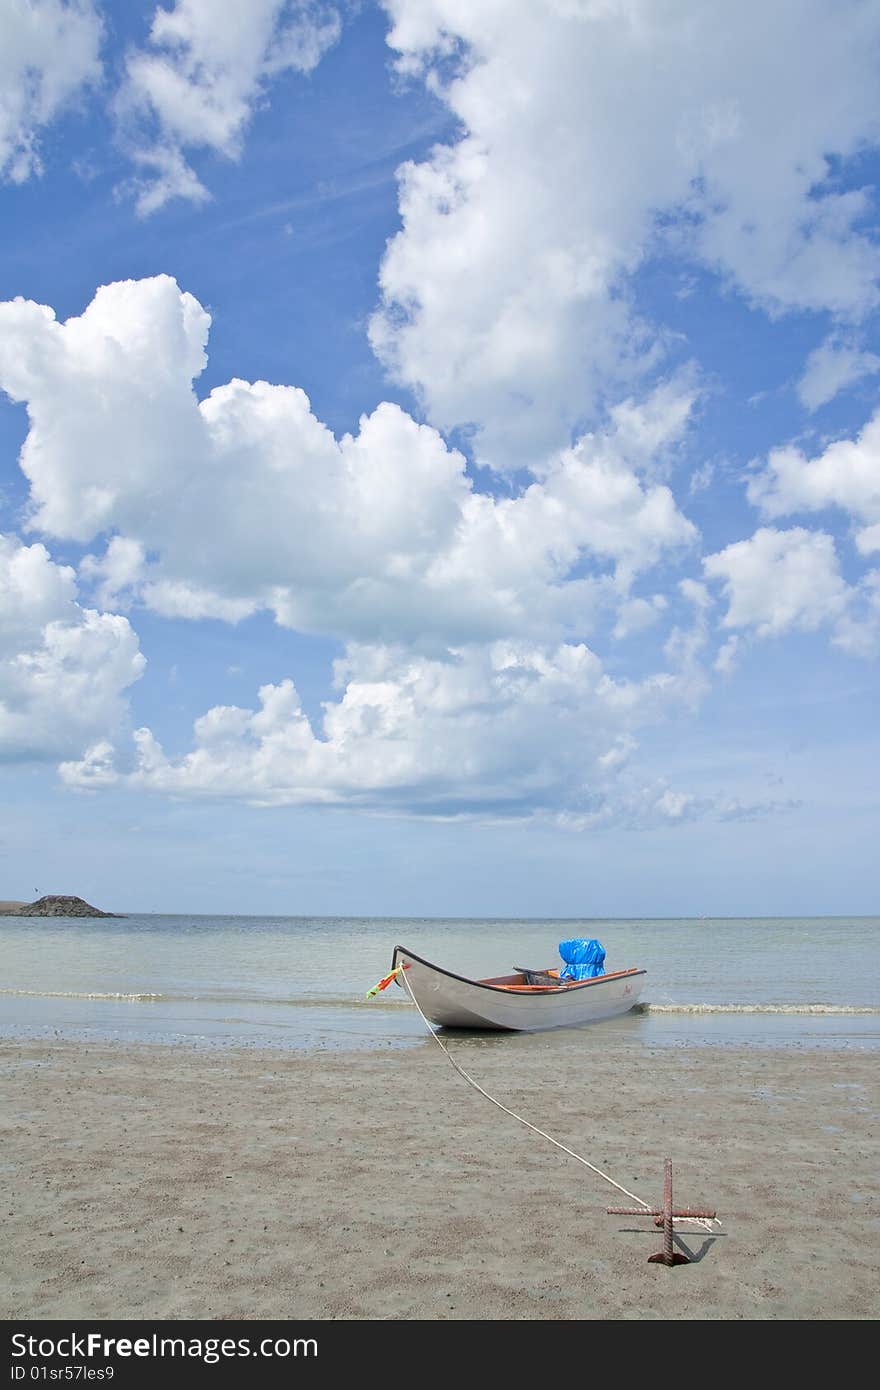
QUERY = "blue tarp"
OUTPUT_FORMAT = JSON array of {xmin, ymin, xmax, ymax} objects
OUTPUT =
[{"xmin": 558, "ymin": 938, "xmax": 606, "ymax": 980}]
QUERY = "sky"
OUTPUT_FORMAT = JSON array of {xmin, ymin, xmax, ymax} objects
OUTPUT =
[{"xmin": 0, "ymin": 0, "xmax": 878, "ymax": 917}]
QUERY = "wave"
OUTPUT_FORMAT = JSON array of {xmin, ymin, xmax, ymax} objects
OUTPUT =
[
  {"xmin": 635, "ymin": 1002, "xmax": 879, "ymax": 1016},
  {"xmin": 0, "ymin": 989, "xmax": 168, "ymax": 1002},
  {"xmin": 0, "ymin": 988, "xmax": 406, "ymax": 1009}
]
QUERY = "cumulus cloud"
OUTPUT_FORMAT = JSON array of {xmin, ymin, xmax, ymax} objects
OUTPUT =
[
  {"xmin": 0, "ymin": 534, "xmax": 144, "ymax": 761},
  {"xmin": 60, "ymin": 637, "xmax": 706, "ymax": 818},
  {"xmin": 1, "ymin": 271, "xmax": 873, "ymax": 820},
  {"xmin": 797, "ymin": 336, "xmax": 880, "ymax": 412},
  {"xmin": 0, "ymin": 275, "xmax": 698, "ymax": 650},
  {"xmin": 704, "ymin": 527, "xmax": 849, "ymax": 638},
  {"xmin": 117, "ymin": 0, "xmax": 341, "ymax": 213},
  {"xmin": 0, "ymin": 0, "xmax": 102, "ymax": 182},
  {"xmin": 748, "ymin": 410, "xmax": 880, "ymax": 555},
  {"xmin": 0, "ymin": 274, "xmax": 717, "ymax": 819},
  {"xmin": 79, "ymin": 535, "xmax": 146, "ymax": 611},
  {"xmin": 705, "ymin": 523, "xmax": 880, "ymax": 662},
  {"xmin": 702, "ymin": 413, "xmax": 880, "ymax": 660},
  {"xmin": 372, "ymin": 0, "xmax": 880, "ymax": 467}
]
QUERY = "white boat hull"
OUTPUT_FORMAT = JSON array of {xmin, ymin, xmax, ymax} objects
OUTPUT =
[{"xmin": 392, "ymin": 946, "xmax": 645, "ymax": 1032}]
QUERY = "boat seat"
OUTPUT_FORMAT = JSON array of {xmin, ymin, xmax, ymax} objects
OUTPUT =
[
  {"xmin": 502, "ymin": 982, "xmax": 570, "ymax": 991},
  {"xmin": 514, "ymin": 965, "xmax": 560, "ymax": 986}
]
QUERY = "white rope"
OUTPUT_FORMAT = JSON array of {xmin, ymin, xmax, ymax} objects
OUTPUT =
[{"xmin": 400, "ymin": 969, "xmax": 718, "ymax": 1234}]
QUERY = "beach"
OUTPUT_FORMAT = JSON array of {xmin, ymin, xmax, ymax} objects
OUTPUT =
[{"xmin": 2, "ymin": 1033, "xmax": 877, "ymax": 1321}]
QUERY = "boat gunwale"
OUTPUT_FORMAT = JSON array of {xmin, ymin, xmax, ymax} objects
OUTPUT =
[{"xmin": 392, "ymin": 944, "xmax": 645, "ymax": 998}]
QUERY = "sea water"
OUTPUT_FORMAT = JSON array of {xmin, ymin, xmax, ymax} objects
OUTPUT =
[{"xmin": 1, "ymin": 914, "xmax": 877, "ymax": 1051}]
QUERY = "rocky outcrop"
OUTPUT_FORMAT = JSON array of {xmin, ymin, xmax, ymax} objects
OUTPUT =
[{"xmin": 3, "ymin": 895, "xmax": 124, "ymax": 918}]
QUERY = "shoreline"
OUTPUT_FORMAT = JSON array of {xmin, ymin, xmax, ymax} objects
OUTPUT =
[
  {"xmin": 1, "ymin": 991, "xmax": 877, "ymax": 1054},
  {"xmin": 1, "ymin": 1035, "xmax": 877, "ymax": 1320}
]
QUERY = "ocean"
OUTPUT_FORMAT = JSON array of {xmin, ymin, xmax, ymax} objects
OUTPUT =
[{"xmin": 1, "ymin": 914, "xmax": 878, "ymax": 1051}]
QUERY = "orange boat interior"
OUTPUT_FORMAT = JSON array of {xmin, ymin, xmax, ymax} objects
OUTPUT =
[{"xmin": 480, "ymin": 967, "xmax": 642, "ymax": 992}]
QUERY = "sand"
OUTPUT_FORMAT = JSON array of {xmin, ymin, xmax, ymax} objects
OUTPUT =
[{"xmin": 1, "ymin": 1034, "xmax": 877, "ymax": 1321}]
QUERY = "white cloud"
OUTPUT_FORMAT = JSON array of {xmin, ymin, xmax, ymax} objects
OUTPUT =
[
  {"xmin": 714, "ymin": 635, "xmax": 742, "ymax": 675},
  {"xmin": 704, "ymin": 526, "xmax": 849, "ymax": 638},
  {"xmin": 372, "ymin": 0, "xmax": 880, "ymax": 468},
  {"xmin": 796, "ymin": 336, "xmax": 880, "ymax": 412},
  {"xmin": 60, "ymin": 637, "xmax": 706, "ymax": 818},
  {"xmin": 123, "ymin": 142, "xmax": 213, "ymax": 216},
  {"xmin": 856, "ymin": 524, "xmax": 880, "ymax": 557},
  {"xmin": 832, "ymin": 570, "xmax": 880, "ymax": 658},
  {"xmin": 5, "ymin": 272, "xmax": 870, "ymax": 819},
  {"xmin": 550, "ymin": 784, "xmax": 800, "ymax": 832},
  {"xmin": 0, "ymin": 0, "xmax": 102, "ymax": 182},
  {"xmin": 748, "ymin": 410, "xmax": 880, "ymax": 553},
  {"xmin": 612, "ymin": 595, "xmax": 667, "ymax": 640},
  {"xmin": 0, "ymin": 273, "xmax": 716, "ymax": 816},
  {"xmin": 0, "ymin": 534, "xmax": 144, "ymax": 761},
  {"xmin": 79, "ymin": 535, "xmax": 146, "ymax": 610},
  {"xmin": 678, "ymin": 578, "xmax": 711, "ymax": 611},
  {"xmin": 117, "ymin": 0, "xmax": 341, "ymax": 213},
  {"xmin": 688, "ymin": 460, "xmax": 715, "ymax": 496},
  {"xmin": 712, "ymin": 356, "xmax": 880, "ymax": 663},
  {"xmin": 0, "ymin": 275, "xmax": 698, "ymax": 650}
]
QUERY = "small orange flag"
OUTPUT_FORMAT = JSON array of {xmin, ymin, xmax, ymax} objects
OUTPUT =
[{"xmin": 365, "ymin": 964, "xmax": 407, "ymax": 999}]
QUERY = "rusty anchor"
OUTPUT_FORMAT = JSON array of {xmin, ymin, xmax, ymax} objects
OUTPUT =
[{"xmin": 607, "ymin": 1157, "xmax": 716, "ymax": 1266}]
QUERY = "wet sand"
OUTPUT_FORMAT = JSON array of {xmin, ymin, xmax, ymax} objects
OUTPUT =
[{"xmin": 1, "ymin": 1035, "xmax": 877, "ymax": 1320}]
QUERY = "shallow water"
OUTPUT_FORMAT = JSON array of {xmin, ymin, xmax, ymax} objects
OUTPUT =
[{"xmin": 1, "ymin": 913, "xmax": 877, "ymax": 1050}]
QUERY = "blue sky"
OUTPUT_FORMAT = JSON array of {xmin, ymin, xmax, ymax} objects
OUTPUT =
[{"xmin": 0, "ymin": 0, "xmax": 878, "ymax": 915}]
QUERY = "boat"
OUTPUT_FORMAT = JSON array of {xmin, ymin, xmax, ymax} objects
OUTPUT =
[{"xmin": 391, "ymin": 944, "xmax": 646, "ymax": 1032}]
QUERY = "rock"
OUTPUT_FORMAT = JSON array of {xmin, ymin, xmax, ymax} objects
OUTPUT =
[{"xmin": 6, "ymin": 895, "xmax": 124, "ymax": 918}]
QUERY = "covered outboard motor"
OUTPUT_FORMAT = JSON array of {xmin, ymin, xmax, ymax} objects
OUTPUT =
[{"xmin": 558, "ymin": 938, "xmax": 606, "ymax": 980}]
